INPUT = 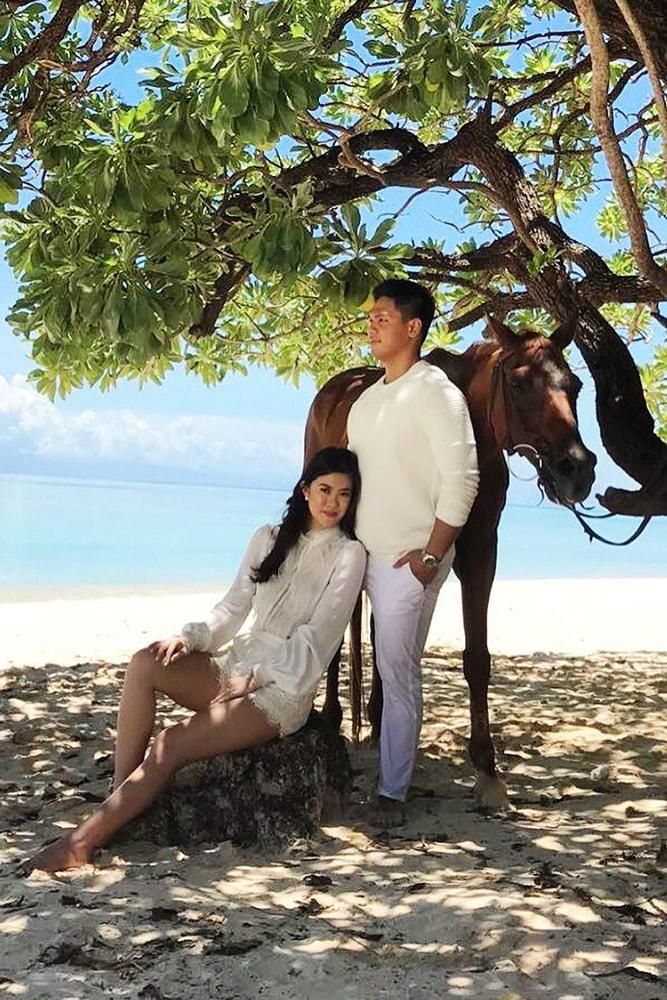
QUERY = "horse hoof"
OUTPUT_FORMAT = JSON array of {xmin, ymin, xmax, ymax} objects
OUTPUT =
[{"xmin": 474, "ymin": 772, "xmax": 510, "ymax": 812}]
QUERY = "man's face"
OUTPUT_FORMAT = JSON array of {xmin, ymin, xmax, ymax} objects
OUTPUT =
[{"xmin": 367, "ymin": 296, "xmax": 420, "ymax": 364}]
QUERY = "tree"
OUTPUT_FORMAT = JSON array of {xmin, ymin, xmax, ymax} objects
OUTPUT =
[{"xmin": 1, "ymin": 0, "xmax": 665, "ymax": 514}]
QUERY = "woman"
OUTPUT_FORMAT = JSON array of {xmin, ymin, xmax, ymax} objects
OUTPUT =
[{"xmin": 31, "ymin": 447, "xmax": 366, "ymax": 872}]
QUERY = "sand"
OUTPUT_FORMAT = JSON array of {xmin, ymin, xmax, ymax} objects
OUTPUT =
[
  {"xmin": 1, "ymin": 577, "xmax": 666, "ymax": 668},
  {"xmin": 1, "ymin": 578, "xmax": 666, "ymax": 998}
]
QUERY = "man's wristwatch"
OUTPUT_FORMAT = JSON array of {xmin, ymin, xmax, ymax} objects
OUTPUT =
[{"xmin": 420, "ymin": 550, "xmax": 442, "ymax": 568}]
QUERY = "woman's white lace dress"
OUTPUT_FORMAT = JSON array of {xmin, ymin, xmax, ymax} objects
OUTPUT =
[{"xmin": 181, "ymin": 524, "xmax": 366, "ymax": 736}]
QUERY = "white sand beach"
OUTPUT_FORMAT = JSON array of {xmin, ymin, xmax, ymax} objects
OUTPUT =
[
  {"xmin": 1, "ymin": 577, "xmax": 666, "ymax": 999},
  {"xmin": 0, "ymin": 576, "xmax": 665, "ymax": 669}
]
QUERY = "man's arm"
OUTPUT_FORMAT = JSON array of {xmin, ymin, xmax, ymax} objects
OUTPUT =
[
  {"xmin": 424, "ymin": 517, "xmax": 461, "ymax": 562},
  {"xmin": 394, "ymin": 378, "xmax": 479, "ymax": 586},
  {"xmin": 393, "ymin": 518, "xmax": 461, "ymax": 585}
]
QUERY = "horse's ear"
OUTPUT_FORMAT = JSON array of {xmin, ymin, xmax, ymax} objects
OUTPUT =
[
  {"xmin": 484, "ymin": 314, "xmax": 520, "ymax": 348},
  {"xmin": 551, "ymin": 317, "xmax": 577, "ymax": 352}
]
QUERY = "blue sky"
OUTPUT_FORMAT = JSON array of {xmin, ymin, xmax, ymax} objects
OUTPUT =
[
  {"xmin": 0, "ymin": 238, "xmax": 643, "ymax": 503},
  {"xmin": 0, "ymin": 297, "xmax": 314, "ymax": 488},
  {"xmin": 0, "ymin": 34, "xmax": 659, "ymax": 502},
  {"xmin": 0, "ymin": 47, "xmax": 321, "ymax": 489}
]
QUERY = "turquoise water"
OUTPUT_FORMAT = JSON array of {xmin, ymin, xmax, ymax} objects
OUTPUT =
[{"xmin": 0, "ymin": 473, "xmax": 664, "ymax": 595}]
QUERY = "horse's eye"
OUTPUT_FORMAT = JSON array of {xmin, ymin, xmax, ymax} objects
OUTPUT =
[{"xmin": 509, "ymin": 377, "xmax": 530, "ymax": 393}]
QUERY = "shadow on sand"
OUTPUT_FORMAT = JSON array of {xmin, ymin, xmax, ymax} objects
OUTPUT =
[{"xmin": 1, "ymin": 645, "xmax": 665, "ymax": 998}]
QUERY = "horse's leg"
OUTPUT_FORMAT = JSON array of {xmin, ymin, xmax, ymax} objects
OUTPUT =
[
  {"xmin": 321, "ymin": 643, "xmax": 343, "ymax": 731},
  {"xmin": 366, "ymin": 613, "xmax": 383, "ymax": 743},
  {"xmin": 321, "ymin": 592, "xmax": 363, "ymax": 736},
  {"xmin": 456, "ymin": 523, "xmax": 509, "ymax": 811}
]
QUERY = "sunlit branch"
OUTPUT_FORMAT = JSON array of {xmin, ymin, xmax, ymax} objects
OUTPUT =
[
  {"xmin": 574, "ymin": 0, "xmax": 667, "ymax": 297},
  {"xmin": 612, "ymin": 0, "xmax": 667, "ymax": 188},
  {"xmin": 0, "ymin": 0, "xmax": 83, "ymax": 93}
]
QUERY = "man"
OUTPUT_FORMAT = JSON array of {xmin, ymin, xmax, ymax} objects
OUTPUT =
[{"xmin": 347, "ymin": 279, "xmax": 479, "ymax": 825}]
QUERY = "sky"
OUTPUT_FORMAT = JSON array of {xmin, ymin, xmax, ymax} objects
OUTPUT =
[
  {"xmin": 0, "ymin": 46, "xmax": 319, "ymax": 491},
  {"xmin": 0, "ymin": 275, "xmax": 314, "ymax": 489},
  {"xmin": 0, "ymin": 242, "xmax": 645, "ymax": 505},
  {"xmin": 0, "ymin": 25, "xmax": 660, "ymax": 504}
]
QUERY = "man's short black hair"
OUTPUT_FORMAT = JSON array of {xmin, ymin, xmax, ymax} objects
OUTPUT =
[{"xmin": 373, "ymin": 279, "xmax": 436, "ymax": 347}]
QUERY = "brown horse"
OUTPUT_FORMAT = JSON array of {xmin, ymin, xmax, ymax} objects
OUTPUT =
[{"xmin": 304, "ymin": 316, "xmax": 597, "ymax": 809}]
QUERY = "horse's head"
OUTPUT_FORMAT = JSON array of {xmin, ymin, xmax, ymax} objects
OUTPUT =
[{"xmin": 482, "ymin": 316, "xmax": 596, "ymax": 505}]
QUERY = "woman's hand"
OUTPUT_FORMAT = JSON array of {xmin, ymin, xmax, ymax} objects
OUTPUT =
[
  {"xmin": 148, "ymin": 636, "xmax": 189, "ymax": 667},
  {"xmin": 210, "ymin": 674, "xmax": 259, "ymax": 705}
]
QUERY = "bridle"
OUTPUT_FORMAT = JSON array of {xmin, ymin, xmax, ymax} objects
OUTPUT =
[
  {"xmin": 566, "ymin": 505, "xmax": 651, "ymax": 546},
  {"xmin": 487, "ymin": 350, "xmax": 559, "ymax": 498},
  {"xmin": 486, "ymin": 349, "xmax": 652, "ymax": 546}
]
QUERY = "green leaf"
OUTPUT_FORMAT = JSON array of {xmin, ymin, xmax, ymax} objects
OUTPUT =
[
  {"xmin": 365, "ymin": 40, "xmax": 399, "ymax": 59},
  {"xmin": 368, "ymin": 218, "xmax": 395, "ymax": 247},
  {"xmin": 101, "ymin": 285, "xmax": 123, "ymax": 338},
  {"xmin": 341, "ymin": 203, "xmax": 361, "ymax": 235},
  {"xmin": 219, "ymin": 64, "xmax": 250, "ymax": 118},
  {"xmin": 283, "ymin": 76, "xmax": 309, "ymax": 111},
  {"xmin": 0, "ymin": 164, "xmax": 22, "ymax": 204}
]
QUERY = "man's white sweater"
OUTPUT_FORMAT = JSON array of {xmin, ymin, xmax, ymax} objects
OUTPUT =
[{"xmin": 347, "ymin": 359, "xmax": 479, "ymax": 564}]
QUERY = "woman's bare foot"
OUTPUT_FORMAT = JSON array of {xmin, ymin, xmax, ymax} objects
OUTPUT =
[{"xmin": 29, "ymin": 832, "xmax": 94, "ymax": 873}]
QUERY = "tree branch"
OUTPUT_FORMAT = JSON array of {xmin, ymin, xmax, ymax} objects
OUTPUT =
[
  {"xmin": 495, "ymin": 53, "xmax": 593, "ymax": 130},
  {"xmin": 445, "ymin": 293, "xmax": 531, "ymax": 332},
  {"xmin": 576, "ymin": 272, "xmax": 660, "ymax": 304},
  {"xmin": 598, "ymin": 454, "xmax": 667, "ymax": 515},
  {"xmin": 408, "ymin": 235, "xmax": 518, "ymax": 273},
  {"xmin": 188, "ymin": 260, "xmax": 251, "ymax": 339},
  {"xmin": 409, "ymin": 238, "xmax": 660, "ymax": 308},
  {"xmin": 574, "ymin": 0, "xmax": 667, "ymax": 297},
  {"xmin": 323, "ymin": 0, "xmax": 374, "ymax": 49},
  {"xmin": 0, "ymin": 0, "xmax": 84, "ymax": 93},
  {"xmin": 216, "ymin": 127, "xmax": 443, "ymax": 231},
  {"xmin": 612, "ymin": 0, "xmax": 667, "ymax": 187},
  {"xmin": 65, "ymin": 0, "xmax": 147, "ymax": 88},
  {"xmin": 553, "ymin": 0, "xmax": 667, "ymax": 80}
]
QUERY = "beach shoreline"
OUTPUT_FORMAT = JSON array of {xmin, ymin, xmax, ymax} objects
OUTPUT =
[{"xmin": 1, "ymin": 576, "xmax": 664, "ymax": 670}]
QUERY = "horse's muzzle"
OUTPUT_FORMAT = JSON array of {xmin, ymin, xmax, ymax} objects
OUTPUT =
[{"xmin": 542, "ymin": 440, "xmax": 597, "ymax": 504}]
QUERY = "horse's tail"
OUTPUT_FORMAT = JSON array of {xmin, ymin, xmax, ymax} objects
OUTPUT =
[{"xmin": 349, "ymin": 593, "xmax": 363, "ymax": 742}]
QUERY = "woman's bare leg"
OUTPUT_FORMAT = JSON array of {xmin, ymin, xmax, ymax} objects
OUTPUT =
[
  {"xmin": 32, "ymin": 696, "xmax": 279, "ymax": 871},
  {"xmin": 113, "ymin": 647, "xmax": 220, "ymax": 788}
]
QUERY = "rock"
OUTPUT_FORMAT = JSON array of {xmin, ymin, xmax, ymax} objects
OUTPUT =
[
  {"xmin": 302, "ymin": 873, "xmax": 332, "ymax": 887},
  {"xmin": 11, "ymin": 724, "xmax": 37, "ymax": 746},
  {"xmin": 124, "ymin": 713, "xmax": 353, "ymax": 850}
]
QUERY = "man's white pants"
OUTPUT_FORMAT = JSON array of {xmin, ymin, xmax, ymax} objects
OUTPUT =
[{"xmin": 364, "ymin": 553, "xmax": 453, "ymax": 802}]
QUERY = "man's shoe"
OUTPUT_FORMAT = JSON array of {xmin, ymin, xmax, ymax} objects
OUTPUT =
[{"xmin": 370, "ymin": 795, "xmax": 406, "ymax": 829}]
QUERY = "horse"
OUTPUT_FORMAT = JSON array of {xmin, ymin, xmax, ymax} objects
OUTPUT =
[{"xmin": 304, "ymin": 316, "xmax": 597, "ymax": 809}]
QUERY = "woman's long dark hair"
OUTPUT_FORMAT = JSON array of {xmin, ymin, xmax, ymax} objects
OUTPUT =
[{"xmin": 252, "ymin": 447, "xmax": 361, "ymax": 584}]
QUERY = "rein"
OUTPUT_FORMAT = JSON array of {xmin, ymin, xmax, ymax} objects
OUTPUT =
[
  {"xmin": 567, "ymin": 506, "xmax": 652, "ymax": 546},
  {"xmin": 487, "ymin": 353, "xmax": 652, "ymax": 547}
]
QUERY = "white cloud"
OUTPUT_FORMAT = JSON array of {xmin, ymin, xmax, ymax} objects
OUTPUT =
[{"xmin": 0, "ymin": 374, "xmax": 303, "ymax": 486}]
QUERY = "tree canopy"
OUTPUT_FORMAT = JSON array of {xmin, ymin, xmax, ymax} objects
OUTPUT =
[{"xmin": 0, "ymin": 0, "xmax": 665, "ymax": 514}]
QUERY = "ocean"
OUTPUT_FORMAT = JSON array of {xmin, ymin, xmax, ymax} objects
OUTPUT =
[{"xmin": 0, "ymin": 473, "xmax": 664, "ymax": 597}]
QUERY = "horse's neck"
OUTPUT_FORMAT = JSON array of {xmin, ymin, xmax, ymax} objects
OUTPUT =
[
  {"xmin": 425, "ymin": 344, "xmax": 498, "ymax": 447},
  {"xmin": 425, "ymin": 343, "xmax": 492, "ymax": 386},
  {"xmin": 424, "ymin": 347, "xmax": 472, "ymax": 391}
]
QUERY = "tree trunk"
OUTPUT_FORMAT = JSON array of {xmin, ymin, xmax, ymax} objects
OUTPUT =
[
  {"xmin": 554, "ymin": 0, "xmax": 667, "ymax": 81},
  {"xmin": 463, "ymin": 118, "xmax": 667, "ymax": 507}
]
